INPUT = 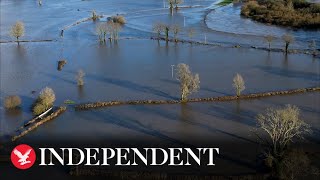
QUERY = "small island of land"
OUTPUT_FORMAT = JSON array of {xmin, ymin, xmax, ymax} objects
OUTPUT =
[{"xmin": 241, "ymin": 0, "xmax": 320, "ymax": 29}]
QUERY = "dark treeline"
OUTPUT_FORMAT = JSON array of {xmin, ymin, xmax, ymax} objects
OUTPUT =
[{"xmin": 241, "ymin": 0, "xmax": 320, "ymax": 29}]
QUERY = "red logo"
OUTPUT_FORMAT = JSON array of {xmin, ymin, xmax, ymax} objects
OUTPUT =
[{"xmin": 11, "ymin": 144, "xmax": 36, "ymax": 170}]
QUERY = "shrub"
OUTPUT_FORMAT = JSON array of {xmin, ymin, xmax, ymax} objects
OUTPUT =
[
  {"xmin": 110, "ymin": 15, "xmax": 126, "ymax": 25},
  {"xmin": 57, "ymin": 60, "xmax": 67, "ymax": 71},
  {"xmin": 10, "ymin": 21, "xmax": 25, "ymax": 44},
  {"xmin": 176, "ymin": 63, "xmax": 200, "ymax": 102},
  {"xmin": 4, "ymin": 95, "xmax": 21, "ymax": 109},
  {"xmin": 232, "ymin": 73, "xmax": 245, "ymax": 96}
]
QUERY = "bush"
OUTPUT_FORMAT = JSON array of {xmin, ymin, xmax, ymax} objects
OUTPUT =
[
  {"xmin": 57, "ymin": 60, "xmax": 67, "ymax": 71},
  {"xmin": 110, "ymin": 15, "xmax": 126, "ymax": 25},
  {"xmin": 4, "ymin": 95, "xmax": 21, "ymax": 109}
]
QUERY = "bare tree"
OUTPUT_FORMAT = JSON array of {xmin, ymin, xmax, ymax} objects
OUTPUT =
[
  {"xmin": 257, "ymin": 105, "xmax": 311, "ymax": 156},
  {"xmin": 187, "ymin": 28, "xmax": 195, "ymax": 39},
  {"xmin": 107, "ymin": 21, "xmax": 122, "ymax": 41},
  {"xmin": 309, "ymin": 40, "xmax": 317, "ymax": 57},
  {"xmin": 171, "ymin": 24, "xmax": 181, "ymax": 42},
  {"xmin": 282, "ymin": 34, "xmax": 294, "ymax": 54},
  {"xmin": 96, "ymin": 23, "xmax": 108, "ymax": 43},
  {"xmin": 265, "ymin": 35, "xmax": 275, "ymax": 51},
  {"xmin": 76, "ymin": 69, "xmax": 85, "ymax": 86},
  {"xmin": 10, "ymin": 21, "xmax": 25, "ymax": 45},
  {"xmin": 168, "ymin": 0, "xmax": 175, "ymax": 14},
  {"xmin": 152, "ymin": 23, "xmax": 165, "ymax": 38},
  {"xmin": 232, "ymin": 73, "xmax": 245, "ymax": 96},
  {"xmin": 176, "ymin": 63, "xmax": 200, "ymax": 102}
]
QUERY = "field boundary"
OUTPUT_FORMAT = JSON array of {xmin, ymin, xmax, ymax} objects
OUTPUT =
[{"xmin": 74, "ymin": 87, "xmax": 320, "ymax": 110}]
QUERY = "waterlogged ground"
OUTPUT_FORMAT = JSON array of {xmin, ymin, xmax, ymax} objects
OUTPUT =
[{"xmin": 0, "ymin": 0, "xmax": 320, "ymax": 175}]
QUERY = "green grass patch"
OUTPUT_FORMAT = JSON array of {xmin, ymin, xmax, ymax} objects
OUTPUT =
[
  {"xmin": 64, "ymin": 99, "xmax": 76, "ymax": 104},
  {"xmin": 217, "ymin": 0, "xmax": 233, "ymax": 6}
]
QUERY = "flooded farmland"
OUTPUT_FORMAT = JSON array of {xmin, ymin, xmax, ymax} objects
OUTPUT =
[{"xmin": 0, "ymin": 0, "xmax": 319, "ymax": 178}]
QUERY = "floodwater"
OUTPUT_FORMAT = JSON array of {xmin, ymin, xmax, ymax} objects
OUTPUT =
[
  {"xmin": 0, "ymin": 0, "xmax": 320, "ymax": 175},
  {"xmin": 1, "ymin": 39, "xmax": 319, "ymax": 138}
]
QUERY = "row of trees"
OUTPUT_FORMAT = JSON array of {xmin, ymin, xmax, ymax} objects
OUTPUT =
[
  {"xmin": 265, "ymin": 34, "xmax": 318, "ymax": 55},
  {"xmin": 153, "ymin": 23, "xmax": 195, "ymax": 42},
  {"xmin": 96, "ymin": 16, "xmax": 126, "ymax": 44},
  {"xmin": 9, "ymin": 21, "xmax": 317, "ymax": 56},
  {"xmin": 264, "ymin": 34, "xmax": 295, "ymax": 54},
  {"xmin": 176, "ymin": 63, "xmax": 245, "ymax": 101}
]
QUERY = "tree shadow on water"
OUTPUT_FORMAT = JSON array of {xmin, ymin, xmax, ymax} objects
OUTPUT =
[
  {"xmin": 87, "ymin": 75, "xmax": 178, "ymax": 100},
  {"xmin": 131, "ymin": 104, "xmax": 258, "ymax": 144},
  {"xmin": 79, "ymin": 109, "xmax": 191, "ymax": 147},
  {"xmin": 255, "ymin": 65, "xmax": 319, "ymax": 81}
]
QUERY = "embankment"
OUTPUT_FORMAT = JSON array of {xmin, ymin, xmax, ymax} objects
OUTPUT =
[
  {"xmin": 12, "ymin": 106, "xmax": 67, "ymax": 141},
  {"xmin": 75, "ymin": 87, "xmax": 320, "ymax": 110}
]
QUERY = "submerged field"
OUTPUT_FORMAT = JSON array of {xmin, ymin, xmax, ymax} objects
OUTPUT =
[{"xmin": 0, "ymin": 0, "xmax": 320, "ymax": 177}]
